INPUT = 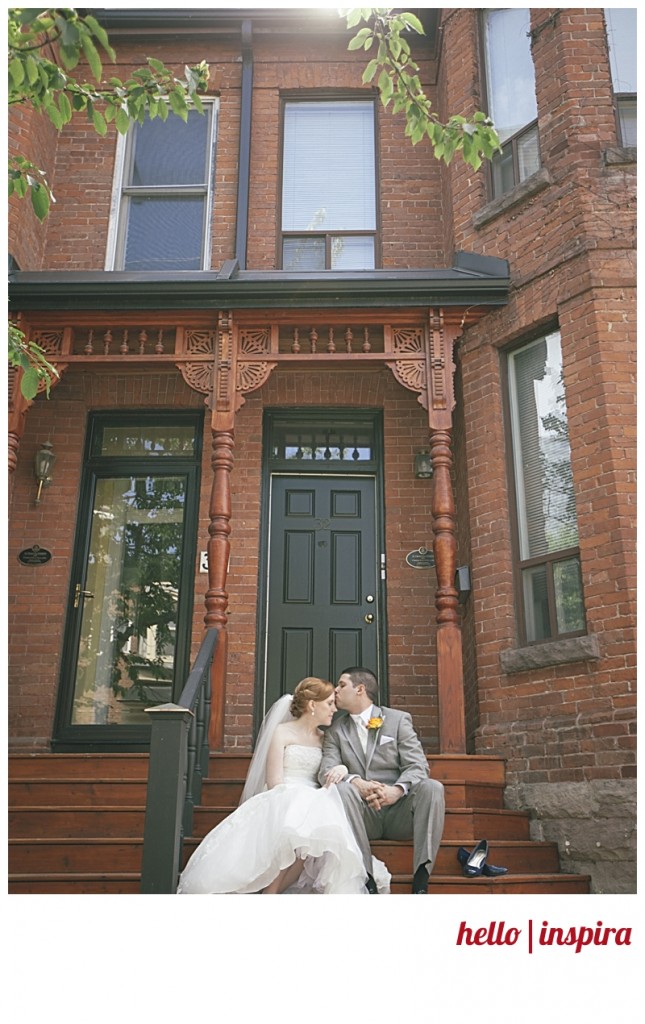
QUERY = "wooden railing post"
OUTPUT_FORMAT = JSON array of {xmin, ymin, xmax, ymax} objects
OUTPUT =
[{"xmin": 140, "ymin": 704, "xmax": 193, "ymax": 894}]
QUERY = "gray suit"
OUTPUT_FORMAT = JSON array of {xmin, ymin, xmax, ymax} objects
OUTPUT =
[{"xmin": 319, "ymin": 705, "xmax": 445, "ymax": 879}]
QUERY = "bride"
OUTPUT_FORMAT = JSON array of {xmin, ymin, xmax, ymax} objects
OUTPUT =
[{"xmin": 177, "ymin": 677, "xmax": 390, "ymax": 894}]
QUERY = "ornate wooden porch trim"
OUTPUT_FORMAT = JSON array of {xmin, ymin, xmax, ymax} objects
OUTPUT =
[{"xmin": 10, "ymin": 305, "xmax": 483, "ymax": 754}]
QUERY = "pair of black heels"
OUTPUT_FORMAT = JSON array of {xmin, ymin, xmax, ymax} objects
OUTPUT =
[{"xmin": 457, "ymin": 839, "xmax": 508, "ymax": 877}]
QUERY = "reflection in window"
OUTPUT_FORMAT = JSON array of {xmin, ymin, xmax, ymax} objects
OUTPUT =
[
  {"xmin": 72, "ymin": 475, "xmax": 186, "ymax": 725},
  {"xmin": 270, "ymin": 426, "xmax": 374, "ymax": 462},
  {"xmin": 483, "ymin": 8, "xmax": 540, "ymax": 197},
  {"xmin": 507, "ymin": 331, "xmax": 585, "ymax": 642},
  {"xmin": 605, "ymin": 8, "xmax": 637, "ymax": 147},
  {"xmin": 113, "ymin": 105, "xmax": 216, "ymax": 271}
]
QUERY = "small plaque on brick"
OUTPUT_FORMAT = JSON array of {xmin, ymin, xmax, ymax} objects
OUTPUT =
[
  {"xmin": 18, "ymin": 544, "xmax": 52, "ymax": 567},
  {"xmin": 405, "ymin": 547, "xmax": 435, "ymax": 569}
]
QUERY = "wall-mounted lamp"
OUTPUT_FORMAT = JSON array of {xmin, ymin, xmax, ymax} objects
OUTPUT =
[
  {"xmin": 414, "ymin": 449, "xmax": 433, "ymax": 479},
  {"xmin": 455, "ymin": 565, "xmax": 472, "ymax": 604},
  {"xmin": 34, "ymin": 440, "xmax": 56, "ymax": 504}
]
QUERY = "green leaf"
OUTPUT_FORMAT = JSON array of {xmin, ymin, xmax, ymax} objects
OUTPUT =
[
  {"xmin": 20, "ymin": 366, "xmax": 41, "ymax": 400},
  {"xmin": 362, "ymin": 59, "xmax": 380, "ymax": 83},
  {"xmin": 59, "ymin": 44, "xmax": 80, "ymax": 71},
  {"xmin": 9, "ymin": 57, "xmax": 25, "ymax": 87},
  {"xmin": 83, "ymin": 15, "xmax": 116, "ymax": 60},
  {"xmin": 25, "ymin": 55, "xmax": 39, "ymax": 86},
  {"xmin": 348, "ymin": 27, "xmax": 373, "ymax": 50},
  {"xmin": 59, "ymin": 91, "xmax": 72, "ymax": 119},
  {"xmin": 147, "ymin": 57, "xmax": 166, "ymax": 74},
  {"xmin": 92, "ymin": 109, "xmax": 107, "ymax": 136},
  {"xmin": 43, "ymin": 102, "xmax": 64, "ymax": 130},
  {"xmin": 169, "ymin": 88, "xmax": 188, "ymax": 120},
  {"xmin": 399, "ymin": 13, "xmax": 425, "ymax": 35},
  {"xmin": 346, "ymin": 10, "xmax": 364, "ymax": 29},
  {"xmin": 115, "ymin": 107, "xmax": 131, "ymax": 134},
  {"xmin": 81, "ymin": 35, "xmax": 103, "ymax": 82},
  {"xmin": 30, "ymin": 184, "xmax": 50, "ymax": 222}
]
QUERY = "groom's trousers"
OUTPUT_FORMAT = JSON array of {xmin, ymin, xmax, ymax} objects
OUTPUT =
[{"xmin": 337, "ymin": 777, "xmax": 446, "ymax": 878}]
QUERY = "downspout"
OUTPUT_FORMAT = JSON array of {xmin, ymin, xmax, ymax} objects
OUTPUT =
[{"xmin": 235, "ymin": 19, "xmax": 253, "ymax": 269}]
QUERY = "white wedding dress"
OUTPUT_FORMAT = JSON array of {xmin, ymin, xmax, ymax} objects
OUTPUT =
[{"xmin": 177, "ymin": 744, "xmax": 390, "ymax": 894}]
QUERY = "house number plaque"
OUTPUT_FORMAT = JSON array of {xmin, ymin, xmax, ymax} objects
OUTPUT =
[
  {"xmin": 18, "ymin": 544, "xmax": 52, "ymax": 566},
  {"xmin": 405, "ymin": 546, "xmax": 435, "ymax": 569}
]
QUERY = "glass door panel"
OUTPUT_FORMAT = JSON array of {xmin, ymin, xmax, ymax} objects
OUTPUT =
[{"xmin": 71, "ymin": 473, "xmax": 187, "ymax": 726}]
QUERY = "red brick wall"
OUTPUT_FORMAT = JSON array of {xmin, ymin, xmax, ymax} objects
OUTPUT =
[
  {"xmin": 9, "ymin": 104, "xmax": 59, "ymax": 270},
  {"xmin": 8, "ymin": 369, "xmax": 207, "ymax": 748},
  {"xmin": 435, "ymin": 8, "xmax": 636, "ymax": 785},
  {"xmin": 9, "ymin": 26, "xmax": 443, "ymax": 272}
]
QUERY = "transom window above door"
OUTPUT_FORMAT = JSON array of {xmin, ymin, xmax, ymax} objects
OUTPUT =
[
  {"xmin": 281, "ymin": 99, "xmax": 377, "ymax": 271},
  {"xmin": 108, "ymin": 103, "xmax": 217, "ymax": 271}
]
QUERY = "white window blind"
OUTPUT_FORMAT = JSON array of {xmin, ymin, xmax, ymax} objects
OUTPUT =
[{"xmin": 282, "ymin": 101, "xmax": 376, "ymax": 232}]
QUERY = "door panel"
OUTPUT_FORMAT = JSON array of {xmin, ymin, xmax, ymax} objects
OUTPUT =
[{"xmin": 264, "ymin": 475, "xmax": 379, "ymax": 713}]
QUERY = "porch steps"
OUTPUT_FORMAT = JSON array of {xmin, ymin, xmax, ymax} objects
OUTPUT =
[{"xmin": 8, "ymin": 752, "xmax": 591, "ymax": 894}]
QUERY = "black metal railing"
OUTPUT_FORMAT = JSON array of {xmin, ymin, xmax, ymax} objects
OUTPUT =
[{"xmin": 140, "ymin": 628, "xmax": 219, "ymax": 893}]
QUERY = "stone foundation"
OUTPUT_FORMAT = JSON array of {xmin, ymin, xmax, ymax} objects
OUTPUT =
[{"xmin": 504, "ymin": 779, "xmax": 636, "ymax": 894}]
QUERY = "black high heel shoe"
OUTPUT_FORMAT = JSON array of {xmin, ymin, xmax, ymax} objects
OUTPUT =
[{"xmin": 457, "ymin": 842, "xmax": 509, "ymax": 877}]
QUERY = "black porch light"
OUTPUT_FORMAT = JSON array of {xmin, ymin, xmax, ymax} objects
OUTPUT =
[
  {"xmin": 414, "ymin": 449, "xmax": 433, "ymax": 479},
  {"xmin": 34, "ymin": 440, "xmax": 56, "ymax": 504}
]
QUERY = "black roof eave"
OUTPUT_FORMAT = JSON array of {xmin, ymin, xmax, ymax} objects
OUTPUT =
[{"xmin": 8, "ymin": 265, "xmax": 510, "ymax": 314}]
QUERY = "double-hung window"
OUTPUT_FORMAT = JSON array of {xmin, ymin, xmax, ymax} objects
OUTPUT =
[
  {"xmin": 109, "ymin": 103, "xmax": 217, "ymax": 271},
  {"xmin": 281, "ymin": 99, "xmax": 377, "ymax": 270},
  {"xmin": 605, "ymin": 8, "xmax": 637, "ymax": 147},
  {"xmin": 506, "ymin": 331, "xmax": 585, "ymax": 644},
  {"xmin": 483, "ymin": 8, "xmax": 540, "ymax": 198}
]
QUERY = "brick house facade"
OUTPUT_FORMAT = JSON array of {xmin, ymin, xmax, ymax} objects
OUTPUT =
[{"xmin": 8, "ymin": 8, "xmax": 636, "ymax": 892}]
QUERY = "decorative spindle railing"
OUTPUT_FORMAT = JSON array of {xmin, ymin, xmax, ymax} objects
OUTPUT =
[{"xmin": 140, "ymin": 628, "xmax": 219, "ymax": 894}]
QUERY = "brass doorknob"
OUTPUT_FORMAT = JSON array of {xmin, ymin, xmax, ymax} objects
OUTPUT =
[{"xmin": 364, "ymin": 613, "xmax": 374, "ymax": 624}]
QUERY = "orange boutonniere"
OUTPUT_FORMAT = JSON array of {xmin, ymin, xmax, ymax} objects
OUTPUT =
[{"xmin": 367, "ymin": 716, "xmax": 384, "ymax": 730}]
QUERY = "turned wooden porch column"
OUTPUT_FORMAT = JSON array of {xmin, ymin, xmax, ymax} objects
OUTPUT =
[
  {"xmin": 205, "ymin": 422, "xmax": 234, "ymax": 749},
  {"xmin": 206, "ymin": 312, "xmax": 237, "ymax": 750},
  {"xmin": 426, "ymin": 311, "xmax": 466, "ymax": 753}
]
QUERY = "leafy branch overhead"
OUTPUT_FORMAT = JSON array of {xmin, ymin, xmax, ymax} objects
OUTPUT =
[
  {"xmin": 8, "ymin": 7, "xmax": 209, "ymax": 220},
  {"xmin": 345, "ymin": 8, "xmax": 501, "ymax": 169}
]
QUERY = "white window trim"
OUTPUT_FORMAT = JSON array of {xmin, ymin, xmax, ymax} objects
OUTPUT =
[{"xmin": 104, "ymin": 98, "xmax": 218, "ymax": 272}]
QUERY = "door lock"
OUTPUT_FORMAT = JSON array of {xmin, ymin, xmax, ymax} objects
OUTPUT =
[
  {"xmin": 74, "ymin": 583, "xmax": 95, "ymax": 608},
  {"xmin": 366, "ymin": 595, "xmax": 374, "ymax": 603},
  {"xmin": 364, "ymin": 613, "xmax": 374, "ymax": 624}
]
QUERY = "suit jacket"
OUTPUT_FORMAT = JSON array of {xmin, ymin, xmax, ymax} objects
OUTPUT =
[{"xmin": 318, "ymin": 705, "xmax": 429, "ymax": 790}]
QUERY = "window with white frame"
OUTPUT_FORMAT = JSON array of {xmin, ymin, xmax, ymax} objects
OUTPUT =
[
  {"xmin": 507, "ymin": 331, "xmax": 585, "ymax": 644},
  {"xmin": 605, "ymin": 7, "xmax": 637, "ymax": 147},
  {"xmin": 109, "ymin": 103, "xmax": 216, "ymax": 271},
  {"xmin": 281, "ymin": 99, "xmax": 377, "ymax": 270},
  {"xmin": 483, "ymin": 8, "xmax": 540, "ymax": 198}
]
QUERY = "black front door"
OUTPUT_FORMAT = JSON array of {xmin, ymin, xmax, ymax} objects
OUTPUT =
[{"xmin": 259, "ymin": 409, "xmax": 386, "ymax": 718}]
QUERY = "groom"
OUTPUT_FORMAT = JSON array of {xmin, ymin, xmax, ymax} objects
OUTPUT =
[{"xmin": 319, "ymin": 667, "xmax": 445, "ymax": 894}]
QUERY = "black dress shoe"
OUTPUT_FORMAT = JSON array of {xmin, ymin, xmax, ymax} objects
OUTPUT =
[
  {"xmin": 411, "ymin": 865, "xmax": 429, "ymax": 893},
  {"xmin": 457, "ymin": 842, "xmax": 508, "ymax": 877},
  {"xmin": 365, "ymin": 874, "xmax": 378, "ymax": 894}
]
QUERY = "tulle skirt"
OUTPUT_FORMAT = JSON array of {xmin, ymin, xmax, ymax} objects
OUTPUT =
[{"xmin": 177, "ymin": 781, "xmax": 371, "ymax": 894}]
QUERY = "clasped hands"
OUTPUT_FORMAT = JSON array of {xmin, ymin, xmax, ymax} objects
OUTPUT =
[{"xmin": 351, "ymin": 777, "xmax": 403, "ymax": 810}]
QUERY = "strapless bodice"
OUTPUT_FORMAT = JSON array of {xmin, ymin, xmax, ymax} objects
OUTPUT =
[{"xmin": 283, "ymin": 744, "xmax": 322, "ymax": 787}]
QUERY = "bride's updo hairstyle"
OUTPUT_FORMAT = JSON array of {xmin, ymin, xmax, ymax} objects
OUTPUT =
[{"xmin": 290, "ymin": 677, "xmax": 334, "ymax": 718}]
